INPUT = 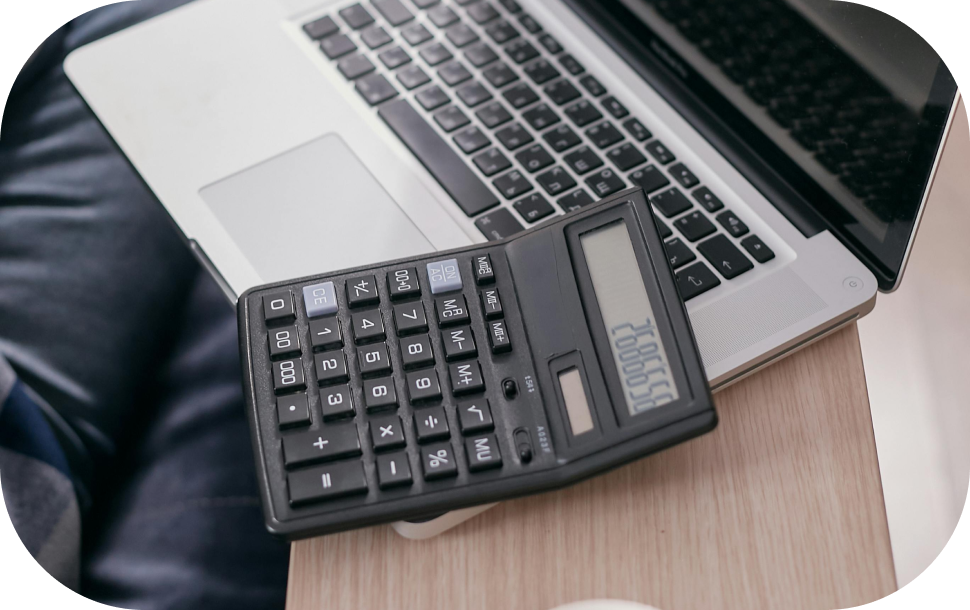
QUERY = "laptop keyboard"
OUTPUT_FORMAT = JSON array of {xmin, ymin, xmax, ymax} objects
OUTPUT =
[{"xmin": 302, "ymin": 0, "xmax": 776, "ymax": 301}]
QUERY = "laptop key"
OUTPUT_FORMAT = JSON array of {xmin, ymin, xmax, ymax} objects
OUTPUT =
[
  {"xmin": 472, "ymin": 147, "xmax": 512, "ymax": 176},
  {"xmin": 564, "ymin": 99, "xmax": 602, "ymax": 127},
  {"xmin": 602, "ymin": 96, "xmax": 629, "ymax": 119},
  {"xmin": 495, "ymin": 122, "xmax": 533, "ymax": 150},
  {"xmin": 505, "ymin": 40, "xmax": 540, "ymax": 65},
  {"xmin": 623, "ymin": 117, "xmax": 652, "ymax": 141},
  {"xmin": 697, "ymin": 234, "xmax": 754, "ymax": 280},
  {"xmin": 475, "ymin": 101, "xmax": 512, "ymax": 128},
  {"xmin": 563, "ymin": 145, "xmax": 603, "ymax": 175},
  {"xmin": 397, "ymin": 65, "xmax": 431, "ymax": 90},
  {"xmin": 434, "ymin": 105, "xmax": 471, "ymax": 132},
  {"xmin": 464, "ymin": 42, "xmax": 499, "ymax": 67},
  {"xmin": 585, "ymin": 120, "xmax": 623, "ymax": 149},
  {"xmin": 663, "ymin": 237, "xmax": 696, "ymax": 270},
  {"xmin": 420, "ymin": 43, "xmax": 453, "ymax": 66},
  {"xmin": 536, "ymin": 166, "xmax": 576, "ymax": 196},
  {"xmin": 518, "ymin": 13, "xmax": 542, "ymax": 34},
  {"xmin": 379, "ymin": 99, "xmax": 499, "ymax": 216},
  {"xmin": 715, "ymin": 210, "xmax": 749, "ymax": 238},
  {"xmin": 428, "ymin": 5, "xmax": 459, "ymax": 27},
  {"xmin": 456, "ymin": 81, "xmax": 493, "ymax": 107},
  {"xmin": 483, "ymin": 62, "xmax": 518, "ymax": 88},
  {"xmin": 402, "ymin": 23, "xmax": 433, "ymax": 46},
  {"xmin": 339, "ymin": 3, "xmax": 375, "ymax": 29},
  {"xmin": 439, "ymin": 61, "xmax": 473, "ymax": 86},
  {"xmin": 454, "ymin": 126, "xmax": 491, "ymax": 154},
  {"xmin": 498, "ymin": 0, "xmax": 522, "ymax": 13},
  {"xmin": 692, "ymin": 186, "xmax": 724, "ymax": 213},
  {"xmin": 321, "ymin": 34, "xmax": 357, "ymax": 59},
  {"xmin": 338, "ymin": 54, "xmax": 376, "ymax": 80},
  {"xmin": 379, "ymin": 46, "xmax": 411, "ymax": 69},
  {"xmin": 475, "ymin": 208, "xmax": 525, "ymax": 241},
  {"xmin": 467, "ymin": 1, "xmax": 500, "ymax": 24},
  {"xmin": 559, "ymin": 54, "xmax": 585, "ymax": 75},
  {"xmin": 415, "ymin": 84, "xmax": 450, "ymax": 110},
  {"xmin": 412, "ymin": 0, "xmax": 440, "ymax": 7},
  {"xmin": 356, "ymin": 73, "xmax": 398, "ymax": 105},
  {"xmin": 514, "ymin": 193, "xmax": 554, "ymax": 223},
  {"xmin": 537, "ymin": 33, "xmax": 563, "ymax": 55},
  {"xmin": 607, "ymin": 143, "xmax": 647, "ymax": 171},
  {"xmin": 447, "ymin": 23, "xmax": 479, "ymax": 48},
  {"xmin": 502, "ymin": 83, "xmax": 539, "ymax": 109},
  {"xmin": 544, "ymin": 80, "xmax": 581, "ymax": 106},
  {"xmin": 558, "ymin": 188, "xmax": 595, "ymax": 212},
  {"xmin": 543, "ymin": 124, "xmax": 581, "ymax": 152},
  {"xmin": 675, "ymin": 262, "xmax": 721, "ymax": 301},
  {"xmin": 522, "ymin": 103, "xmax": 559, "ymax": 131},
  {"xmin": 674, "ymin": 211, "xmax": 716, "ymax": 242},
  {"xmin": 372, "ymin": 0, "xmax": 414, "ymax": 26},
  {"xmin": 628, "ymin": 165, "xmax": 670, "ymax": 193},
  {"xmin": 655, "ymin": 217, "xmax": 672, "ymax": 239},
  {"xmin": 361, "ymin": 25, "xmax": 393, "ymax": 49},
  {"xmin": 645, "ymin": 139, "xmax": 676, "ymax": 165},
  {"xmin": 515, "ymin": 144, "xmax": 554, "ymax": 173},
  {"xmin": 524, "ymin": 59, "xmax": 560, "ymax": 84},
  {"xmin": 585, "ymin": 168, "xmax": 625, "ymax": 198},
  {"xmin": 741, "ymin": 235, "xmax": 776, "ymax": 263},
  {"xmin": 485, "ymin": 20, "xmax": 520, "ymax": 43},
  {"xmin": 669, "ymin": 162, "xmax": 700, "ymax": 189},
  {"xmin": 579, "ymin": 75, "xmax": 607, "ymax": 97},
  {"xmin": 649, "ymin": 188, "xmax": 692, "ymax": 217},
  {"xmin": 493, "ymin": 170, "xmax": 533, "ymax": 199},
  {"xmin": 303, "ymin": 16, "xmax": 339, "ymax": 40}
]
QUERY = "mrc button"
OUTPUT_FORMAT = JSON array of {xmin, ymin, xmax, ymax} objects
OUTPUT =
[{"xmin": 426, "ymin": 258, "xmax": 462, "ymax": 294}]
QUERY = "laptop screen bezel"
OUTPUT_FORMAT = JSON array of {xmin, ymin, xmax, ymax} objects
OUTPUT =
[{"xmin": 566, "ymin": 0, "xmax": 959, "ymax": 291}]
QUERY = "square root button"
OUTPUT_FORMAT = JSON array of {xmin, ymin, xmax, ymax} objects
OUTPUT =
[
  {"xmin": 427, "ymin": 259, "xmax": 462, "ymax": 294},
  {"xmin": 303, "ymin": 282, "xmax": 338, "ymax": 318}
]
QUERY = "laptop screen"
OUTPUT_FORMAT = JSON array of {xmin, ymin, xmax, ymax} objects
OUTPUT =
[{"xmin": 575, "ymin": 0, "xmax": 957, "ymax": 289}]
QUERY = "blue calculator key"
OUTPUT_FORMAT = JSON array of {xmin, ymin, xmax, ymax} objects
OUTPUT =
[
  {"xmin": 426, "ymin": 258, "xmax": 463, "ymax": 294},
  {"xmin": 303, "ymin": 281, "xmax": 338, "ymax": 318}
]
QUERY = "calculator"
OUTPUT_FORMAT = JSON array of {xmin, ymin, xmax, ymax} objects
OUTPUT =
[{"xmin": 238, "ymin": 187, "xmax": 716, "ymax": 539}]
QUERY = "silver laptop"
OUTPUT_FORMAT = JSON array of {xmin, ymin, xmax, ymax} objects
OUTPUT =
[{"xmin": 65, "ymin": 0, "xmax": 958, "ymax": 537}]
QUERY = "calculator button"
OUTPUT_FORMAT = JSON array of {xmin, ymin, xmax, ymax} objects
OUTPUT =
[
  {"xmin": 303, "ymin": 281, "xmax": 338, "ymax": 318},
  {"xmin": 487, "ymin": 320, "xmax": 512, "ymax": 354},
  {"xmin": 352, "ymin": 310, "xmax": 386, "ymax": 344},
  {"xmin": 480, "ymin": 288, "xmax": 503, "ymax": 319},
  {"xmin": 319, "ymin": 384, "xmax": 355, "ymax": 420},
  {"xmin": 288, "ymin": 461, "xmax": 368, "ymax": 506},
  {"xmin": 407, "ymin": 369, "xmax": 442, "ymax": 404},
  {"xmin": 414, "ymin": 406, "xmax": 450, "ymax": 443},
  {"xmin": 282, "ymin": 424, "xmax": 362, "ymax": 468},
  {"xmin": 370, "ymin": 415, "xmax": 406, "ymax": 451},
  {"xmin": 421, "ymin": 443, "xmax": 458, "ymax": 480},
  {"xmin": 435, "ymin": 294, "xmax": 471, "ymax": 327},
  {"xmin": 346, "ymin": 275, "xmax": 380, "ymax": 307},
  {"xmin": 474, "ymin": 254, "xmax": 495, "ymax": 285},
  {"xmin": 465, "ymin": 434, "xmax": 502, "ymax": 471},
  {"xmin": 426, "ymin": 258, "xmax": 463, "ymax": 294},
  {"xmin": 449, "ymin": 361, "xmax": 485, "ymax": 395},
  {"xmin": 314, "ymin": 350, "xmax": 349, "ymax": 385},
  {"xmin": 363, "ymin": 376, "xmax": 398, "ymax": 410},
  {"xmin": 377, "ymin": 452, "xmax": 413, "ymax": 488},
  {"xmin": 387, "ymin": 267, "xmax": 421, "ymax": 300},
  {"xmin": 273, "ymin": 358, "xmax": 306, "ymax": 394},
  {"xmin": 457, "ymin": 398, "xmax": 494, "ymax": 434},
  {"xmin": 357, "ymin": 344, "xmax": 392, "ymax": 377},
  {"xmin": 277, "ymin": 393, "xmax": 311, "ymax": 429},
  {"xmin": 263, "ymin": 292, "xmax": 295, "ymax": 325},
  {"xmin": 309, "ymin": 317, "xmax": 343, "ymax": 351},
  {"xmin": 268, "ymin": 325, "xmax": 301, "ymax": 359},
  {"xmin": 442, "ymin": 326, "xmax": 478, "ymax": 361},
  {"xmin": 400, "ymin": 334, "xmax": 435, "ymax": 369},
  {"xmin": 393, "ymin": 302, "xmax": 429, "ymax": 335}
]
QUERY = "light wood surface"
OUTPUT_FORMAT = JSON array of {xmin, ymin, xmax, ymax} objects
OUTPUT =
[{"xmin": 287, "ymin": 325, "xmax": 895, "ymax": 610}]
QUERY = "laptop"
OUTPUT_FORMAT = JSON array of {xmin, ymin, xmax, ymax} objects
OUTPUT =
[{"xmin": 65, "ymin": 0, "xmax": 959, "ymax": 537}]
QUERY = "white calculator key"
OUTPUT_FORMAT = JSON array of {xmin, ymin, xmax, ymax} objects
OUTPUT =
[
  {"xmin": 303, "ymin": 281, "xmax": 338, "ymax": 318},
  {"xmin": 426, "ymin": 259, "xmax": 462, "ymax": 294}
]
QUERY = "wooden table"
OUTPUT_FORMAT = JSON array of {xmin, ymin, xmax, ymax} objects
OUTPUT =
[{"xmin": 287, "ymin": 325, "xmax": 896, "ymax": 610}]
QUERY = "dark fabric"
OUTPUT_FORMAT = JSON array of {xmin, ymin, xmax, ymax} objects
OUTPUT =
[{"xmin": 0, "ymin": 1, "xmax": 289, "ymax": 607}]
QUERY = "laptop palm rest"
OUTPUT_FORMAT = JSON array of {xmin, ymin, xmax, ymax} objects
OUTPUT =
[{"xmin": 200, "ymin": 133, "xmax": 434, "ymax": 285}]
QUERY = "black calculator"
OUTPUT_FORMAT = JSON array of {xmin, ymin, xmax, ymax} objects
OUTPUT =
[{"xmin": 238, "ymin": 187, "xmax": 716, "ymax": 539}]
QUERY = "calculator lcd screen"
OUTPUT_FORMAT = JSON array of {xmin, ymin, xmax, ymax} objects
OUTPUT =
[{"xmin": 580, "ymin": 221, "xmax": 678, "ymax": 414}]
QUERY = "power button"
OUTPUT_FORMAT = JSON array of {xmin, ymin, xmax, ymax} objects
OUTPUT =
[{"xmin": 843, "ymin": 277, "xmax": 863, "ymax": 291}]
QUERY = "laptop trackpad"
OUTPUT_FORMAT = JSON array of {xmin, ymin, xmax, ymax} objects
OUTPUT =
[{"xmin": 200, "ymin": 134, "xmax": 434, "ymax": 284}]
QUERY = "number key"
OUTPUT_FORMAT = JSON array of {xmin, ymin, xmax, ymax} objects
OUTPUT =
[
  {"xmin": 363, "ymin": 376, "xmax": 398, "ymax": 410},
  {"xmin": 319, "ymin": 384, "xmax": 355, "ymax": 420},
  {"xmin": 435, "ymin": 294, "xmax": 470, "ymax": 326},
  {"xmin": 268, "ymin": 325, "xmax": 301, "ymax": 359},
  {"xmin": 394, "ymin": 302, "xmax": 429, "ymax": 335},
  {"xmin": 388, "ymin": 267, "xmax": 421, "ymax": 300},
  {"xmin": 352, "ymin": 310, "xmax": 386, "ymax": 344},
  {"xmin": 357, "ymin": 343, "xmax": 392, "ymax": 376},
  {"xmin": 263, "ymin": 291, "xmax": 295, "ymax": 325},
  {"xmin": 400, "ymin": 334, "xmax": 435, "ymax": 369},
  {"xmin": 309, "ymin": 317, "xmax": 343, "ymax": 351},
  {"xmin": 273, "ymin": 358, "xmax": 306, "ymax": 394},
  {"xmin": 407, "ymin": 369, "xmax": 442, "ymax": 404},
  {"xmin": 314, "ymin": 350, "xmax": 349, "ymax": 385}
]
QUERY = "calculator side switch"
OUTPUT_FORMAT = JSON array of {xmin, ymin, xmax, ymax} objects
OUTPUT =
[{"xmin": 502, "ymin": 378, "xmax": 518, "ymax": 399}]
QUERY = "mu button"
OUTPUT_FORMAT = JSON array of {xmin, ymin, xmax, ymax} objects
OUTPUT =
[{"xmin": 465, "ymin": 434, "xmax": 502, "ymax": 471}]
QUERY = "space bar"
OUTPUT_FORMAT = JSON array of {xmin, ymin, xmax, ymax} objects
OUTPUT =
[{"xmin": 379, "ymin": 99, "xmax": 499, "ymax": 217}]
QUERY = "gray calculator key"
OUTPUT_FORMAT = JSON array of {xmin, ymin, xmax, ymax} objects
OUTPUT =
[
  {"xmin": 277, "ymin": 393, "xmax": 311, "ymax": 429},
  {"xmin": 288, "ymin": 461, "xmax": 367, "ymax": 506},
  {"xmin": 273, "ymin": 358, "xmax": 306, "ymax": 394},
  {"xmin": 319, "ymin": 384, "xmax": 355, "ymax": 420},
  {"xmin": 370, "ymin": 415, "xmax": 406, "ymax": 451},
  {"xmin": 421, "ymin": 442, "xmax": 458, "ymax": 479},
  {"xmin": 449, "ymin": 361, "xmax": 485, "ymax": 395},
  {"xmin": 427, "ymin": 258, "xmax": 463, "ymax": 294},
  {"xmin": 394, "ymin": 302, "xmax": 429, "ymax": 335},
  {"xmin": 363, "ymin": 376, "xmax": 398, "ymax": 410},
  {"xmin": 377, "ymin": 452, "xmax": 413, "ymax": 488},
  {"xmin": 358, "ymin": 343, "xmax": 392, "ymax": 376},
  {"xmin": 315, "ymin": 350, "xmax": 349, "ymax": 384},
  {"xmin": 351, "ymin": 310, "xmax": 386, "ymax": 344},
  {"xmin": 442, "ymin": 326, "xmax": 477, "ymax": 361},
  {"xmin": 303, "ymin": 281, "xmax": 338, "ymax": 318},
  {"xmin": 407, "ymin": 369, "xmax": 442, "ymax": 404},
  {"xmin": 263, "ymin": 292, "xmax": 295, "ymax": 324},
  {"xmin": 400, "ymin": 335, "xmax": 435, "ymax": 369},
  {"xmin": 465, "ymin": 434, "xmax": 502, "ymax": 471},
  {"xmin": 309, "ymin": 317, "xmax": 343, "ymax": 350},
  {"xmin": 268, "ymin": 325, "xmax": 301, "ymax": 359},
  {"xmin": 282, "ymin": 423, "xmax": 361, "ymax": 468},
  {"xmin": 457, "ymin": 398, "xmax": 493, "ymax": 433}
]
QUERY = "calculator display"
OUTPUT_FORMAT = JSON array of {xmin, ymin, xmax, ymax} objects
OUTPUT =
[{"xmin": 580, "ymin": 221, "xmax": 678, "ymax": 414}]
